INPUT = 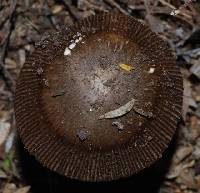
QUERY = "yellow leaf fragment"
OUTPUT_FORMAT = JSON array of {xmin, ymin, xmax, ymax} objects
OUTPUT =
[{"xmin": 119, "ymin": 63, "xmax": 135, "ymax": 72}]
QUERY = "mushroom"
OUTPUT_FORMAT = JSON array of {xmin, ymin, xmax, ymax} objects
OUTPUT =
[{"xmin": 14, "ymin": 13, "xmax": 183, "ymax": 182}]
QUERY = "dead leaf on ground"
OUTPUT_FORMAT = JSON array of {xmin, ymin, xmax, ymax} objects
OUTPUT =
[
  {"xmin": 0, "ymin": 122, "xmax": 10, "ymax": 146},
  {"xmin": 3, "ymin": 183, "xmax": 16, "ymax": 193},
  {"xmin": 14, "ymin": 186, "xmax": 30, "ymax": 193},
  {"xmin": 177, "ymin": 169, "xmax": 197, "ymax": 190},
  {"xmin": 190, "ymin": 59, "xmax": 200, "ymax": 79},
  {"xmin": 182, "ymin": 79, "xmax": 197, "ymax": 121},
  {"xmin": 0, "ymin": 169, "xmax": 7, "ymax": 179},
  {"xmin": 174, "ymin": 144, "xmax": 193, "ymax": 164},
  {"xmin": 166, "ymin": 160, "xmax": 195, "ymax": 179},
  {"xmin": 2, "ymin": 184, "xmax": 30, "ymax": 193}
]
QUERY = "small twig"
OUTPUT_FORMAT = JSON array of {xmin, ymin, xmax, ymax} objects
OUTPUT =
[
  {"xmin": 0, "ymin": 15, "xmax": 9, "ymax": 30},
  {"xmin": 151, "ymin": 8, "xmax": 194, "ymax": 27},
  {"xmin": 0, "ymin": 0, "xmax": 17, "ymax": 93},
  {"xmin": 24, "ymin": 17, "xmax": 41, "ymax": 34},
  {"xmin": 178, "ymin": 48, "xmax": 200, "ymax": 57},
  {"xmin": 45, "ymin": 0, "xmax": 59, "ymax": 30},
  {"xmin": 61, "ymin": 0, "xmax": 81, "ymax": 21},
  {"xmin": 84, "ymin": 0, "xmax": 109, "ymax": 12},
  {"xmin": 159, "ymin": 0, "xmax": 193, "ymax": 19},
  {"xmin": 143, "ymin": 0, "xmax": 151, "ymax": 14},
  {"xmin": 159, "ymin": 0, "xmax": 176, "ymax": 10},
  {"xmin": 104, "ymin": 0, "xmax": 130, "ymax": 15}
]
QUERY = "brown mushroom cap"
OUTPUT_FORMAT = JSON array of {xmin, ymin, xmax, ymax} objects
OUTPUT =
[{"xmin": 15, "ymin": 13, "xmax": 183, "ymax": 181}]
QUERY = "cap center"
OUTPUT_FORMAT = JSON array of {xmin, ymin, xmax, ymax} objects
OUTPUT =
[{"xmin": 40, "ymin": 32, "xmax": 155, "ymax": 150}]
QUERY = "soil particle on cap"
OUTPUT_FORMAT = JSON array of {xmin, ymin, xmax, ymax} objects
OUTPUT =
[
  {"xmin": 133, "ymin": 107, "xmax": 153, "ymax": 118},
  {"xmin": 112, "ymin": 121, "xmax": 124, "ymax": 131},
  {"xmin": 148, "ymin": 67, "xmax": 155, "ymax": 74},
  {"xmin": 64, "ymin": 32, "xmax": 84, "ymax": 56},
  {"xmin": 90, "ymin": 102, "xmax": 101, "ymax": 111},
  {"xmin": 51, "ymin": 90, "xmax": 66, "ymax": 97},
  {"xmin": 64, "ymin": 47, "xmax": 71, "ymax": 55},
  {"xmin": 69, "ymin": 43, "xmax": 76, "ymax": 49},
  {"xmin": 147, "ymin": 135, "xmax": 153, "ymax": 141},
  {"xmin": 77, "ymin": 130, "xmax": 90, "ymax": 141},
  {"xmin": 103, "ymin": 79, "xmax": 115, "ymax": 87},
  {"xmin": 36, "ymin": 67, "xmax": 43, "ymax": 75},
  {"xmin": 138, "ymin": 122, "xmax": 142, "ymax": 126},
  {"xmin": 42, "ymin": 78, "xmax": 49, "ymax": 87}
]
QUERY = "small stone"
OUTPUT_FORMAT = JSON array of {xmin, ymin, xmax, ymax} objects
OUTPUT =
[
  {"xmin": 69, "ymin": 43, "xmax": 76, "ymax": 49},
  {"xmin": 77, "ymin": 130, "xmax": 90, "ymax": 141},
  {"xmin": 36, "ymin": 67, "xmax": 43, "ymax": 75},
  {"xmin": 148, "ymin": 67, "xmax": 155, "ymax": 74},
  {"xmin": 112, "ymin": 121, "xmax": 124, "ymax": 131},
  {"xmin": 43, "ymin": 79, "xmax": 49, "ymax": 87},
  {"xmin": 64, "ymin": 48, "xmax": 71, "ymax": 56}
]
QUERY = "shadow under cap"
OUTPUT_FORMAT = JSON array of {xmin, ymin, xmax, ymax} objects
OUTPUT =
[{"xmin": 14, "ymin": 13, "xmax": 183, "ymax": 181}]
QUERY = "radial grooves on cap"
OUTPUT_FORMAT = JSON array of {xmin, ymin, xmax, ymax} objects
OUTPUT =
[
  {"xmin": 37, "ymin": 144, "xmax": 51, "ymax": 165},
  {"xmin": 135, "ymin": 146, "xmax": 145, "ymax": 171},
  {"xmin": 49, "ymin": 140, "xmax": 64, "ymax": 167},
  {"xmin": 139, "ymin": 144, "xmax": 153, "ymax": 164},
  {"xmin": 98, "ymin": 152, "xmax": 103, "ymax": 179},
  {"xmin": 114, "ymin": 150, "xmax": 124, "ymax": 176},
  {"xmin": 50, "ymin": 149, "xmax": 63, "ymax": 171},
  {"xmin": 65, "ymin": 152, "xmax": 78, "ymax": 177},
  {"xmin": 14, "ymin": 12, "xmax": 183, "ymax": 181},
  {"xmin": 43, "ymin": 140, "xmax": 63, "ymax": 168},
  {"xmin": 163, "ymin": 104, "xmax": 181, "ymax": 119},
  {"xmin": 152, "ymin": 114, "xmax": 174, "ymax": 137},
  {"xmin": 151, "ymin": 138, "xmax": 163, "ymax": 155},
  {"xmin": 136, "ymin": 29, "xmax": 153, "ymax": 46},
  {"xmin": 155, "ymin": 117, "xmax": 175, "ymax": 138},
  {"xmin": 27, "ymin": 135, "xmax": 41, "ymax": 153},
  {"xmin": 121, "ymin": 146, "xmax": 131, "ymax": 171},
  {"xmin": 151, "ymin": 123, "xmax": 171, "ymax": 146}
]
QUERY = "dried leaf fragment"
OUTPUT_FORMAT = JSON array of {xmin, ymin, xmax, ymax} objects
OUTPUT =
[
  {"xmin": 99, "ymin": 98, "xmax": 135, "ymax": 119},
  {"xmin": 133, "ymin": 107, "xmax": 153, "ymax": 118},
  {"xmin": 119, "ymin": 63, "xmax": 135, "ymax": 72}
]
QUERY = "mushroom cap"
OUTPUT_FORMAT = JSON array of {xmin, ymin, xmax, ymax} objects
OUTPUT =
[{"xmin": 15, "ymin": 13, "xmax": 183, "ymax": 181}]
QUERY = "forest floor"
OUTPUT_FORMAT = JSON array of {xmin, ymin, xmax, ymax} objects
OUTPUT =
[{"xmin": 0, "ymin": 0, "xmax": 200, "ymax": 193}]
